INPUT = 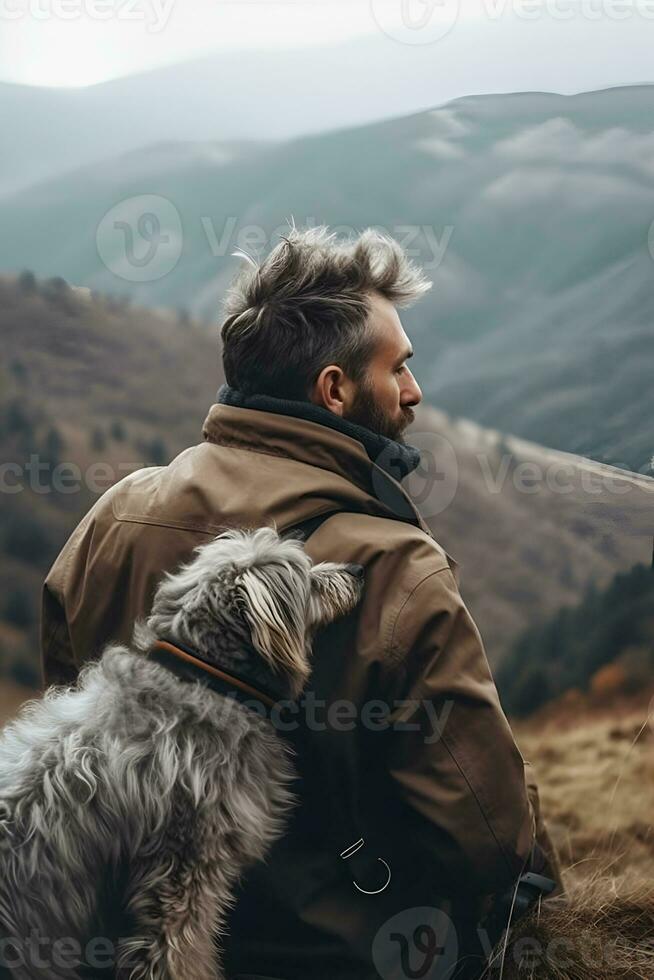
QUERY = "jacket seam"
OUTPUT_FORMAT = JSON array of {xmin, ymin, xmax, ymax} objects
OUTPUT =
[
  {"xmin": 386, "ymin": 567, "xmax": 450, "ymax": 665},
  {"xmin": 387, "ymin": 567, "xmax": 519, "ymax": 880},
  {"xmin": 112, "ymin": 512, "xmax": 229, "ymax": 534},
  {"xmin": 438, "ymin": 726, "xmax": 520, "ymax": 882},
  {"xmin": 111, "ymin": 505, "xmax": 351, "ymax": 537},
  {"xmin": 56, "ymin": 512, "xmax": 92, "ymax": 597}
]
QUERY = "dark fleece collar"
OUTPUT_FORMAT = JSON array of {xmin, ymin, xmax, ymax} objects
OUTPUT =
[{"xmin": 216, "ymin": 384, "xmax": 421, "ymax": 482}]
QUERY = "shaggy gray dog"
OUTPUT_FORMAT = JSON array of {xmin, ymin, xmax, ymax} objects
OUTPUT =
[{"xmin": 0, "ymin": 527, "xmax": 363, "ymax": 980}]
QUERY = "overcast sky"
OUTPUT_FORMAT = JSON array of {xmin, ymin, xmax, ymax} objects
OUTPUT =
[{"xmin": 1, "ymin": 0, "xmax": 654, "ymax": 91}]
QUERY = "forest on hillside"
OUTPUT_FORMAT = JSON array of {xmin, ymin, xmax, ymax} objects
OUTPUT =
[{"xmin": 498, "ymin": 561, "xmax": 654, "ymax": 717}]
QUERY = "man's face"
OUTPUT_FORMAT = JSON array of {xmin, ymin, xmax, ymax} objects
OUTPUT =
[{"xmin": 344, "ymin": 292, "xmax": 422, "ymax": 442}]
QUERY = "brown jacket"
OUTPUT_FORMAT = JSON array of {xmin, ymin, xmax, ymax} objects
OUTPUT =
[{"xmin": 41, "ymin": 404, "xmax": 559, "ymax": 979}]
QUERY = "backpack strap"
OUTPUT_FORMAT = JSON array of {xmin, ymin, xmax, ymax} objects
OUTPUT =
[
  {"xmin": 281, "ymin": 509, "xmax": 343, "ymax": 542},
  {"xmin": 281, "ymin": 508, "xmax": 393, "ymax": 897}
]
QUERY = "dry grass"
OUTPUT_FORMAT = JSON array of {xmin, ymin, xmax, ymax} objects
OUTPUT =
[
  {"xmin": 516, "ymin": 706, "xmax": 654, "ymax": 883},
  {"xmin": 489, "ymin": 881, "xmax": 654, "ymax": 978},
  {"xmin": 492, "ymin": 705, "xmax": 654, "ymax": 978}
]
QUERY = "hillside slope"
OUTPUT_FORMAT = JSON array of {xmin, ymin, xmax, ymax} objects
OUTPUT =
[
  {"xmin": 411, "ymin": 404, "xmax": 654, "ymax": 667},
  {"xmin": 516, "ymin": 703, "xmax": 654, "ymax": 902},
  {"xmin": 0, "ymin": 274, "xmax": 221, "ymax": 686}
]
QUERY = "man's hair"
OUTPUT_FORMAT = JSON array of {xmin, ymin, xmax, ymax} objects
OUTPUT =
[{"xmin": 220, "ymin": 225, "xmax": 431, "ymax": 400}]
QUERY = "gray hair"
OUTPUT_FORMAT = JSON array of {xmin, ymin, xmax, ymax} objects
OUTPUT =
[{"xmin": 220, "ymin": 225, "xmax": 431, "ymax": 400}]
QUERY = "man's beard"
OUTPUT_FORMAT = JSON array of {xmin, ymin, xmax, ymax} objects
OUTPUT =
[{"xmin": 345, "ymin": 381, "xmax": 415, "ymax": 442}]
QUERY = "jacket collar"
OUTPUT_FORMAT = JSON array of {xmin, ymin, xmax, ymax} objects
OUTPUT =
[
  {"xmin": 202, "ymin": 389, "xmax": 431, "ymax": 533},
  {"xmin": 215, "ymin": 384, "xmax": 422, "ymax": 481}
]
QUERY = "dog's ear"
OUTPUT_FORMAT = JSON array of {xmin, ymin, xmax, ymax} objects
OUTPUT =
[
  {"xmin": 236, "ymin": 568, "xmax": 310, "ymax": 685},
  {"xmin": 309, "ymin": 562, "xmax": 364, "ymax": 626}
]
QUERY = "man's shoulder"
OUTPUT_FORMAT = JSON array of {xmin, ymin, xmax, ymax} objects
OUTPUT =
[
  {"xmin": 44, "ymin": 446, "xmax": 216, "ymax": 590},
  {"xmin": 90, "ymin": 444, "xmax": 227, "ymax": 534},
  {"xmin": 308, "ymin": 510, "xmax": 458, "ymax": 595},
  {"xmin": 308, "ymin": 511, "xmax": 463, "ymax": 665}
]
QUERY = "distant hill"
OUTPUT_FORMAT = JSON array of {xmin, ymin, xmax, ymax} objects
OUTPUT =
[
  {"xmin": 497, "ymin": 560, "xmax": 654, "ymax": 717},
  {"xmin": 0, "ymin": 35, "xmax": 493, "ymax": 197},
  {"xmin": 0, "ymin": 273, "xmax": 221, "ymax": 687},
  {"xmin": 2, "ymin": 273, "xmax": 652, "ymax": 689},
  {"xmin": 410, "ymin": 404, "xmax": 654, "ymax": 670},
  {"xmin": 1, "ymin": 85, "xmax": 653, "ymax": 470}
]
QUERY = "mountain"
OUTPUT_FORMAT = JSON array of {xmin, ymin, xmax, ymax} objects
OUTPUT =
[
  {"xmin": 1, "ymin": 273, "xmax": 652, "ymax": 689},
  {"xmin": 0, "ymin": 34, "xmax": 506, "ymax": 197},
  {"xmin": 4, "ymin": 9, "xmax": 654, "ymax": 198},
  {"xmin": 1, "ymin": 85, "xmax": 653, "ymax": 470}
]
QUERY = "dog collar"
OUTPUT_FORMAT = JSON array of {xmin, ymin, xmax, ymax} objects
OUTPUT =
[{"xmin": 148, "ymin": 639, "xmax": 290, "ymax": 719}]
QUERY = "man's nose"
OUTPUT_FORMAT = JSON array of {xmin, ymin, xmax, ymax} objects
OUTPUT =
[{"xmin": 402, "ymin": 368, "xmax": 422, "ymax": 407}]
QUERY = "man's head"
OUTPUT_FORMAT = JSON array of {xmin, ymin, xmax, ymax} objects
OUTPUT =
[{"xmin": 220, "ymin": 226, "xmax": 430, "ymax": 442}]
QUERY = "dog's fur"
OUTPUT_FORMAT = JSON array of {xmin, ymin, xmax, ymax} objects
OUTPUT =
[{"xmin": 0, "ymin": 527, "xmax": 363, "ymax": 980}]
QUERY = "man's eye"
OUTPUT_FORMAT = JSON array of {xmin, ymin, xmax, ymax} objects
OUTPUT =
[{"xmin": 395, "ymin": 364, "xmax": 405, "ymax": 375}]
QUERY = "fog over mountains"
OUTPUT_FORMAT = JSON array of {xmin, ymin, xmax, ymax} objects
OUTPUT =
[
  {"xmin": 0, "ymin": 35, "xmax": 533, "ymax": 197},
  {"xmin": 1, "ymin": 82, "xmax": 653, "ymax": 471},
  {"xmin": 3, "ymin": 13, "xmax": 654, "ymax": 197}
]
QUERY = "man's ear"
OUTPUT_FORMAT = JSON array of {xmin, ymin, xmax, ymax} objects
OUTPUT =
[
  {"xmin": 311, "ymin": 364, "xmax": 354, "ymax": 416},
  {"xmin": 237, "ymin": 569, "xmax": 310, "ymax": 686}
]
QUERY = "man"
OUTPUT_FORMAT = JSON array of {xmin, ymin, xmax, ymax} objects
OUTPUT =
[{"xmin": 41, "ymin": 226, "xmax": 561, "ymax": 980}]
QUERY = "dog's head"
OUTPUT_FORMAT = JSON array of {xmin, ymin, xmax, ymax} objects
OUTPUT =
[{"xmin": 141, "ymin": 527, "xmax": 364, "ymax": 696}]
